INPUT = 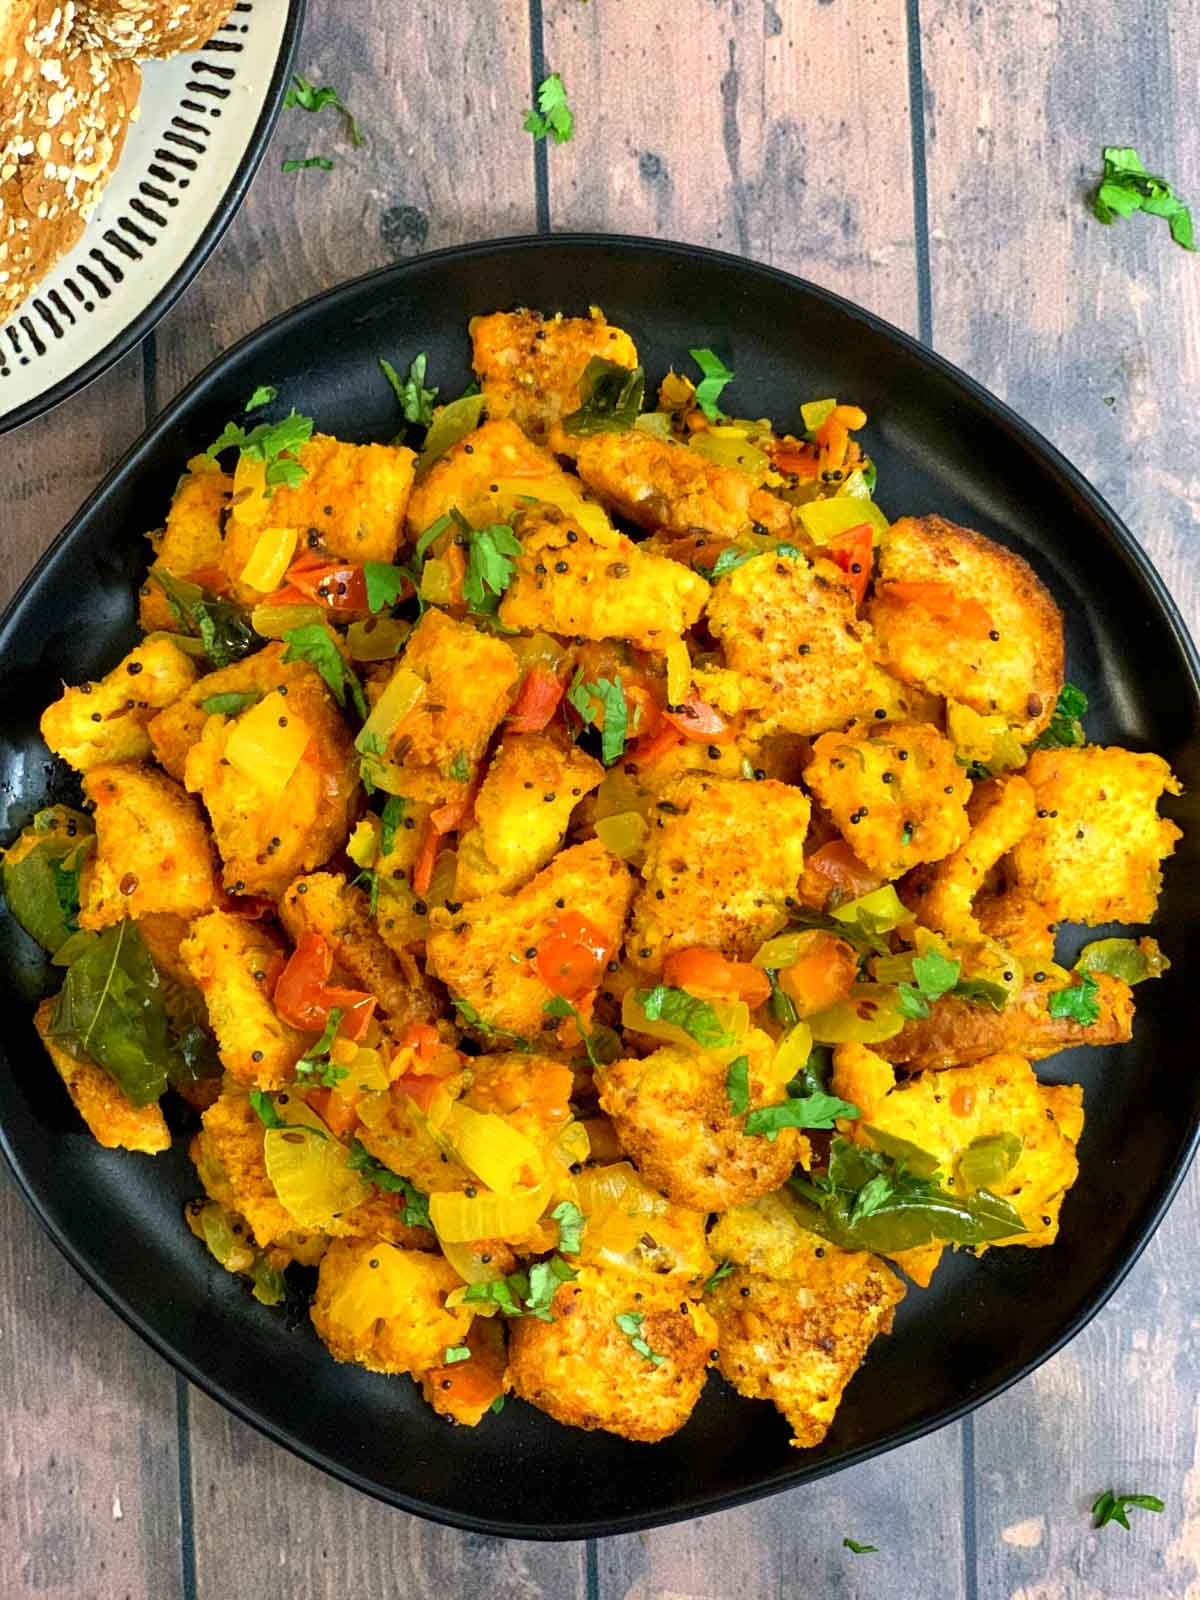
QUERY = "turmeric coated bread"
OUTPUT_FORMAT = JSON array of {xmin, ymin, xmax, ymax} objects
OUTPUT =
[{"xmin": 6, "ymin": 309, "xmax": 1180, "ymax": 1453}]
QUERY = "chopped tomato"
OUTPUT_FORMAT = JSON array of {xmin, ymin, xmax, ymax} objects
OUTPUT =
[
  {"xmin": 878, "ymin": 580, "xmax": 994, "ymax": 639},
  {"xmin": 623, "ymin": 683, "xmax": 663, "ymax": 740},
  {"xmin": 399, "ymin": 1021, "xmax": 443, "ymax": 1062},
  {"xmin": 281, "ymin": 557, "xmax": 370, "ymax": 616},
  {"xmin": 776, "ymin": 931, "xmax": 859, "ymax": 1016},
  {"xmin": 394, "ymin": 1072, "xmax": 442, "ymax": 1113},
  {"xmin": 799, "ymin": 839, "xmax": 883, "ymax": 909},
  {"xmin": 304, "ymin": 1084, "xmax": 360, "ymax": 1138},
  {"xmin": 273, "ymin": 931, "xmax": 376, "ymax": 1038},
  {"xmin": 219, "ymin": 890, "xmax": 276, "ymax": 920},
  {"xmin": 663, "ymin": 946, "xmax": 772, "ymax": 1007},
  {"xmin": 535, "ymin": 910, "xmax": 611, "ymax": 999},
  {"xmin": 663, "ymin": 689, "xmax": 733, "ymax": 743},
  {"xmin": 627, "ymin": 723, "xmax": 683, "ymax": 766},
  {"xmin": 826, "ymin": 523, "xmax": 874, "ymax": 607},
  {"xmin": 411, "ymin": 819, "xmax": 441, "ymax": 897},
  {"xmin": 507, "ymin": 666, "xmax": 564, "ymax": 733},
  {"xmin": 772, "ymin": 447, "xmax": 820, "ymax": 481}
]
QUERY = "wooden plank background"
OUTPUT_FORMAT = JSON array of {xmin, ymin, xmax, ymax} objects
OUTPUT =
[{"xmin": 1, "ymin": 0, "xmax": 1197, "ymax": 1595}]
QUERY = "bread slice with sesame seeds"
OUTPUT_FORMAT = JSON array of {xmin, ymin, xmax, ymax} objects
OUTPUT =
[
  {"xmin": 0, "ymin": 26, "xmax": 139, "ymax": 320},
  {"xmin": 76, "ymin": 0, "xmax": 236, "ymax": 59}
]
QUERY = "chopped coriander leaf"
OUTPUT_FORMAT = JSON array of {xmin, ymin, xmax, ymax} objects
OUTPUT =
[
  {"xmin": 205, "ymin": 408, "xmax": 313, "ymax": 496},
  {"xmin": 356, "ymin": 730, "xmax": 387, "ymax": 795},
  {"xmin": 561, "ymin": 358, "xmax": 645, "ymax": 435},
  {"xmin": 725, "ymin": 1054, "xmax": 750, "ymax": 1116},
  {"xmin": 415, "ymin": 511, "xmax": 455, "ymax": 561},
  {"xmin": 843, "ymin": 1538, "xmax": 878, "ymax": 1555},
  {"xmin": 524, "ymin": 1256, "xmax": 577, "ymax": 1320},
  {"xmin": 464, "ymin": 1276, "xmax": 525, "ymax": 1318},
  {"xmin": 542, "ymin": 995, "xmax": 616, "ymax": 1069},
  {"xmin": 379, "ymin": 795, "xmax": 406, "ymax": 857},
  {"xmin": 380, "ymin": 353, "xmax": 438, "ymax": 427},
  {"xmin": 295, "ymin": 1007, "xmax": 348, "ymax": 1086},
  {"xmin": 702, "ymin": 1260, "xmax": 735, "ymax": 1295},
  {"xmin": 453, "ymin": 997, "xmax": 529, "ymax": 1047},
  {"xmin": 244, "ymin": 384, "xmax": 278, "ymax": 412},
  {"xmin": 1092, "ymin": 1489, "xmax": 1164, "ymax": 1531},
  {"xmin": 551, "ymin": 1199, "xmax": 585, "ymax": 1254},
  {"xmin": 199, "ymin": 690, "xmax": 261, "ymax": 717},
  {"xmin": 898, "ymin": 948, "xmax": 961, "ymax": 1020},
  {"xmin": 1031, "ymin": 681, "xmax": 1088, "ymax": 750},
  {"xmin": 449, "ymin": 750, "xmax": 471, "ymax": 785},
  {"xmin": 462, "ymin": 523, "xmax": 523, "ymax": 613},
  {"xmin": 1047, "ymin": 974, "xmax": 1101, "ymax": 1026},
  {"xmin": 363, "ymin": 562, "xmax": 410, "ymax": 613},
  {"xmin": 745, "ymin": 1091, "xmax": 859, "ymax": 1141},
  {"xmin": 524, "ymin": 71, "xmax": 574, "ymax": 144},
  {"xmin": 282, "ymin": 156, "xmax": 335, "ymax": 173},
  {"xmin": 281, "ymin": 624, "xmax": 367, "ymax": 719},
  {"xmin": 345, "ymin": 1141, "xmax": 431, "ymax": 1226},
  {"xmin": 707, "ymin": 546, "xmax": 756, "ymax": 580},
  {"xmin": 489, "ymin": 1395, "xmax": 505, "ymax": 1414},
  {"xmin": 442, "ymin": 1345, "xmax": 471, "ymax": 1364},
  {"xmin": 1092, "ymin": 146, "xmax": 1195, "ymax": 251},
  {"xmin": 637, "ymin": 984, "xmax": 733, "ymax": 1048},
  {"xmin": 249, "ymin": 1090, "xmax": 285, "ymax": 1129},
  {"xmin": 568, "ymin": 671, "xmax": 628, "ymax": 765},
  {"xmin": 615, "ymin": 1309, "xmax": 666, "ymax": 1366},
  {"xmin": 284, "ymin": 72, "xmax": 363, "ymax": 144},
  {"xmin": 689, "ymin": 347, "xmax": 735, "ymax": 421}
]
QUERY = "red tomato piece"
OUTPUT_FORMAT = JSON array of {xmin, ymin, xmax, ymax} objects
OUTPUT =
[
  {"xmin": 273, "ymin": 932, "xmax": 334, "ymax": 1029},
  {"xmin": 878, "ymin": 580, "xmax": 994, "ymax": 639},
  {"xmin": 627, "ymin": 723, "xmax": 683, "ymax": 766},
  {"xmin": 535, "ymin": 911, "xmax": 612, "ymax": 999},
  {"xmin": 663, "ymin": 946, "xmax": 772, "ymax": 1007},
  {"xmin": 507, "ymin": 666, "xmax": 564, "ymax": 734},
  {"xmin": 411, "ymin": 818, "xmax": 441, "ymax": 897},
  {"xmin": 394, "ymin": 1073, "xmax": 442, "ymax": 1113},
  {"xmin": 801, "ymin": 839, "xmax": 883, "ymax": 908},
  {"xmin": 282, "ymin": 559, "xmax": 370, "ymax": 616},
  {"xmin": 825, "ymin": 523, "xmax": 874, "ymax": 607},
  {"xmin": 663, "ymin": 689, "xmax": 733, "ymax": 743},
  {"xmin": 273, "ymin": 931, "xmax": 376, "ymax": 1037}
]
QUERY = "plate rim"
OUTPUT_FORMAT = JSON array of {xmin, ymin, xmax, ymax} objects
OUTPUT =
[
  {"xmin": 0, "ymin": 0, "xmax": 308, "ymax": 440},
  {"xmin": 2, "ymin": 231, "xmax": 1198, "ymax": 1539}
]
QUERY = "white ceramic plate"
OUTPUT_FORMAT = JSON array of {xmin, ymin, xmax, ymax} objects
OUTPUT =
[{"xmin": 0, "ymin": 0, "xmax": 304, "ymax": 435}]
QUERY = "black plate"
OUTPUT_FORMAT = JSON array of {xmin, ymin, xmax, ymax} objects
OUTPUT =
[{"xmin": 1, "ymin": 236, "xmax": 1197, "ymax": 1539}]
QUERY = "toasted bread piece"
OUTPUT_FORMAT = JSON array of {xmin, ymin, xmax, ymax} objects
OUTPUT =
[{"xmin": 469, "ymin": 308, "xmax": 638, "ymax": 445}]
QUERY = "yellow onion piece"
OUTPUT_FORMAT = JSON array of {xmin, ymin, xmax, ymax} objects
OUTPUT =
[
  {"xmin": 801, "ymin": 398, "xmax": 837, "ymax": 431},
  {"xmin": 355, "ymin": 667, "xmax": 426, "ymax": 757},
  {"xmin": 346, "ymin": 817, "xmax": 379, "ymax": 869},
  {"xmin": 240, "ymin": 525, "xmax": 299, "ymax": 592},
  {"xmin": 807, "ymin": 985, "xmax": 904, "ymax": 1045},
  {"xmin": 551, "ymin": 1120, "xmax": 591, "ymax": 1170},
  {"xmin": 250, "ymin": 602, "xmax": 325, "ymax": 638},
  {"xmin": 665, "ymin": 638, "xmax": 692, "ymax": 705},
  {"xmin": 769, "ymin": 1021, "xmax": 814, "ymax": 1085},
  {"xmin": 946, "ymin": 701, "xmax": 1026, "ymax": 774},
  {"xmin": 419, "ymin": 557, "xmax": 453, "ymax": 605},
  {"xmin": 490, "ymin": 476, "xmax": 610, "ymax": 539},
  {"xmin": 325, "ymin": 1242, "xmax": 419, "ymax": 1335},
  {"xmin": 506, "ymin": 630, "xmax": 567, "ymax": 675},
  {"xmin": 595, "ymin": 811, "xmax": 648, "ymax": 862},
  {"xmin": 231, "ymin": 455, "xmax": 270, "ymax": 526},
  {"xmin": 798, "ymin": 494, "xmax": 888, "ymax": 545},
  {"xmin": 444, "ymin": 1103, "xmax": 546, "ymax": 1194},
  {"xmin": 429, "ymin": 1182, "xmax": 550, "ymax": 1244},
  {"xmin": 225, "ymin": 691, "xmax": 311, "ymax": 796},
  {"xmin": 441, "ymin": 1238, "xmax": 506, "ymax": 1286},
  {"xmin": 347, "ymin": 616, "xmax": 411, "ymax": 661},
  {"xmin": 688, "ymin": 427, "xmax": 769, "ymax": 476},
  {"xmin": 263, "ymin": 1125, "xmax": 371, "ymax": 1230}
]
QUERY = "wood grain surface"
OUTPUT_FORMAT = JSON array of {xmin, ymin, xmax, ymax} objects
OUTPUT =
[{"xmin": 1, "ymin": 0, "xmax": 1197, "ymax": 1595}]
